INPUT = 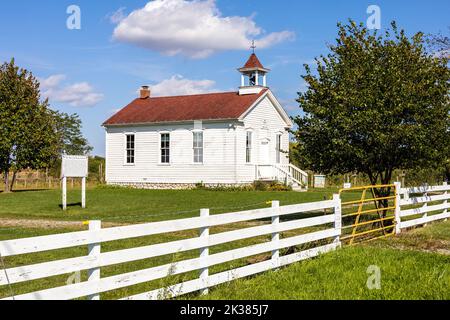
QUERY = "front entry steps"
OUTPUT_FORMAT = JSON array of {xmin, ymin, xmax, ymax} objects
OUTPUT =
[{"xmin": 292, "ymin": 183, "xmax": 308, "ymax": 192}]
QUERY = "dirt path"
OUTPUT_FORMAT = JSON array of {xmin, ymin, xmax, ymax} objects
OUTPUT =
[{"xmin": 0, "ymin": 218, "xmax": 125, "ymax": 229}]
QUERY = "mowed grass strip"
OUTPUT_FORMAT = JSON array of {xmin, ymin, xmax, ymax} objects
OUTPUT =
[
  {"xmin": 194, "ymin": 221, "xmax": 450, "ymax": 300},
  {"xmin": 0, "ymin": 187, "xmax": 339, "ymax": 223},
  {"xmin": 195, "ymin": 245, "xmax": 449, "ymax": 300}
]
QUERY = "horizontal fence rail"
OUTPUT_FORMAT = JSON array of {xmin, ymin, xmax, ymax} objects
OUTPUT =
[
  {"xmin": 0, "ymin": 197, "xmax": 341, "ymax": 300},
  {"xmin": 395, "ymin": 181, "xmax": 450, "ymax": 232}
]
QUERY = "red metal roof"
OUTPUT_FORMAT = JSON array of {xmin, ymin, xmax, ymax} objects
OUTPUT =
[
  {"xmin": 103, "ymin": 89, "xmax": 268, "ymax": 126},
  {"xmin": 242, "ymin": 53, "xmax": 265, "ymax": 69}
]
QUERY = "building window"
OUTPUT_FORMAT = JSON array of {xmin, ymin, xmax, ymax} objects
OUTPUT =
[
  {"xmin": 246, "ymin": 131, "xmax": 253, "ymax": 163},
  {"xmin": 193, "ymin": 131, "xmax": 203, "ymax": 163},
  {"xmin": 276, "ymin": 134, "xmax": 282, "ymax": 164},
  {"xmin": 160, "ymin": 133, "xmax": 170, "ymax": 164},
  {"xmin": 126, "ymin": 134, "xmax": 135, "ymax": 164}
]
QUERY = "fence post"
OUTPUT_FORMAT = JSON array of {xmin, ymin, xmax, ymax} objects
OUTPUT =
[
  {"xmin": 87, "ymin": 220, "xmax": 101, "ymax": 300},
  {"xmin": 62, "ymin": 177, "xmax": 67, "ymax": 211},
  {"xmin": 82, "ymin": 177, "xmax": 86, "ymax": 209},
  {"xmin": 271, "ymin": 201, "xmax": 280, "ymax": 269},
  {"xmin": 333, "ymin": 194, "xmax": 342, "ymax": 247},
  {"xmin": 199, "ymin": 209, "xmax": 209, "ymax": 295},
  {"xmin": 444, "ymin": 182, "xmax": 448, "ymax": 222},
  {"xmin": 394, "ymin": 181, "xmax": 402, "ymax": 234}
]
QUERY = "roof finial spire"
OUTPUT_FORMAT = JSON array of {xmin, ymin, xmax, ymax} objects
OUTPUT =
[{"xmin": 250, "ymin": 40, "xmax": 256, "ymax": 54}]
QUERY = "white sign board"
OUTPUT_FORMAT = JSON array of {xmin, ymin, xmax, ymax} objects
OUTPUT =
[
  {"xmin": 61, "ymin": 155, "xmax": 88, "ymax": 178},
  {"xmin": 314, "ymin": 175, "xmax": 326, "ymax": 188},
  {"xmin": 61, "ymin": 155, "xmax": 88, "ymax": 210},
  {"xmin": 343, "ymin": 183, "xmax": 352, "ymax": 189}
]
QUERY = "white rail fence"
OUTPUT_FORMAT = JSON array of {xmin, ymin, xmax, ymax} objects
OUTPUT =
[
  {"xmin": 394, "ymin": 182, "xmax": 450, "ymax": 233},
  {"xmin": 0, "ymin": 196, "xmax": 341, "ymax": 300},
  {"xmin": 1, "ymin": 182, "xmax": 448, "ymax": 300}
]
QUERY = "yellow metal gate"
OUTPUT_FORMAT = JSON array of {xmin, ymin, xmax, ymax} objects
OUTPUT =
[{"xmin": 339, "ymin": 184, "xmax": 397, "ymax": 245}]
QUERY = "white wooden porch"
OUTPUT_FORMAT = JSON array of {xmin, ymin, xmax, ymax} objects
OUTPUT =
[{"xmin": 255, "ymin": 164, "xmax": 308, "ymax": 191}]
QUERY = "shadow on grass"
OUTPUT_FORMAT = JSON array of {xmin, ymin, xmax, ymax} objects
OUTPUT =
[
  {"xmin": 1, "ymin": 189, "xmax": 52, "ymax": 194},
  {"xmin": 58, "ymin": 202, "xmax": 82, "ymax": 209}
]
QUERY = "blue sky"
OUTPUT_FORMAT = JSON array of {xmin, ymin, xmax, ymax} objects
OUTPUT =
[{"xmin": 1, "ymin": 0, "xmax": 449, "ymax": 156}]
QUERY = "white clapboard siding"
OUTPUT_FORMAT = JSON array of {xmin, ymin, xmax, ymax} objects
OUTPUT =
[
  {"xmin": 399, "ymin": 212, "xmax": 450, "ymax": 229},
  {"xmin": 122, "ymin": 242, "xmax": 338, "ymax": 300},
  {"xmin": 0, "ymin": 200, "xmax": 334, "ymax": 257},
  {"xmin": 400, "ymin": 202, "xmax": 450, "ymax": 218},
  {"xmin": 106, "ymin": 123, "xmax": 239, "ymax": 184},
  {"xmin": 0, "ymin": 214, "xmax": 334, "ymax": 285},
  {"xmin": 399, "ymin": 193, "xmax": 450, "ymax": 206},
  {"xmin": 3, "ymin": 228, "xmax": 337, "ymax": 300}
]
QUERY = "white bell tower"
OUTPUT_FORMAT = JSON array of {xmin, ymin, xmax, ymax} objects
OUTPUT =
[{"xmin": 238, "ymin": 43, "xmax": 270, "ymax": 95}]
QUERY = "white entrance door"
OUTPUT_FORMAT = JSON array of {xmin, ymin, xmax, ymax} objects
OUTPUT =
[
  {"xmin": 258, "ymin": 139, "xmax": 272, "ymax": 179},
  {"xmin": 260, "ymin": 139, "xmax": 270, "ymax": 164}
]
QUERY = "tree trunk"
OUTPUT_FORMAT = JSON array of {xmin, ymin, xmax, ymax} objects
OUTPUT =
[
  {"xmin": 10, "ymin": 171, "xmax": 17, "ymax": 192},
  {"xmin": 4, "ymin": 171, "xmax": 10, "ymax": 193},
  {"xmin": 367, "ymin": 169, "xmax": 393, "ymax": 218}
]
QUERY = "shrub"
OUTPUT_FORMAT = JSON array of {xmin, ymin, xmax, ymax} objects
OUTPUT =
[{"xmin": 253, "ymin": 181, "xmax": 268, "ymax": 191}]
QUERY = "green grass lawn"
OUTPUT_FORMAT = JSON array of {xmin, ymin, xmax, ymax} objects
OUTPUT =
[
  {"xmin": 0, "ymin": 186, "xmax": 339, "ymax": 223},
  {"xmin": 197, "ymin": 245, "xmax": 450, "ymax": 300},
  {"xmin": 197, "ymin": 221, "xmax": 450, "ymax": 300}
]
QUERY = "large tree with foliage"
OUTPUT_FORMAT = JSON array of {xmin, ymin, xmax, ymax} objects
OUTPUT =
[
  {"xmin": 0, "ymin": 59, "xmax": 60, "ymax": 192},
  {"xmin": 427, "ymin": 27, "xmax": 450, "ymax": 58},
  {"xmin": 0, "ymin": 59, "xmax": 93, "ymax": 192},
  {"xmin": 427, "ymin": 27, "xmax": 450, "ymax": 181},
  {"xmin": 54, "ymin": 111, "xmax": 93, "ymax": 156},
  {"xmin": 293, "ymin": 21, "xmax": 450, "ymax": 203},
  {"xmin": 44, "ymin": 111, "xmax": 93, "ymax": 179}
]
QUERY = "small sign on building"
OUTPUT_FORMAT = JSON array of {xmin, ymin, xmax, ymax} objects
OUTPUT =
[{"xmin": 61, "ymin": 155, "xmax": 88, "ymax": 210}]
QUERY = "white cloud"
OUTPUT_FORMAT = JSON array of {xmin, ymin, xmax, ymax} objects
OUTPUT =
[
  {"xmin": 40, "ymin": 74, "xmax": 104, "ymax": 107},
  {"xmin": 150, "ymin": 75, "xmax": 217, "ymax": 96},
  {"xmin": 107, "ymin": 7, "xmax": 127, "ymax": 24},
  {"xmin": 113, "ymin": 0, "xmax": 295, "ymax": 58}
]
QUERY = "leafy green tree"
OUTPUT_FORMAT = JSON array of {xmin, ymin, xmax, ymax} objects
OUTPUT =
[
  {"xmin": 427, "ymin": 28, "xmax": 450, "ymax": 181},
  {"xmin": 427, "ymin": 27, "xmax": 450, "ymax": 58},
  {"xmin": 0, "ymin": 59, "xmax": 60, "ymax": 192},
  {"xmin": 54, "ymin": 111, "xmax": 93, "ymax": 156},
  {"xmin": 0, "ymin": 59, "xmax": 93, "ymax": 192},
  {"xmin": 293, "ymin": 21, "xmax": 450, "ymax": 206}
]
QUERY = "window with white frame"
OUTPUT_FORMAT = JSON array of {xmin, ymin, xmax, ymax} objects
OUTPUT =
[
  {"xmin": 193, "ymin": 131, "xmax": 203, "ymax": 163},
  {"xmin": 126, "ymin": 134, "xmax": 135, "ymax": 164},
  {"xmin": 276, "ymin": 134, "xmax": 282, "ymax": 164},
  {"xmin": 160, "ymin": 133, "xmax": 170, "ymax": 164},
  {"xmin": 246, "ymin": 131, "xmax": 253, "ymax": 163}
]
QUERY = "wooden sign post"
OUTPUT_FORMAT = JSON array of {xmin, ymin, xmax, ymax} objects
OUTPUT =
[{"xmin": 61, "ymin": 155, "xmax": 88, "ymax": 211}]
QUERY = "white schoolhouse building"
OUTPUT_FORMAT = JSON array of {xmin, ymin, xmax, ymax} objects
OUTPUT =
[{"xmin": 103, "ymin": 53, "xmax": 308, "ymax": 189}]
